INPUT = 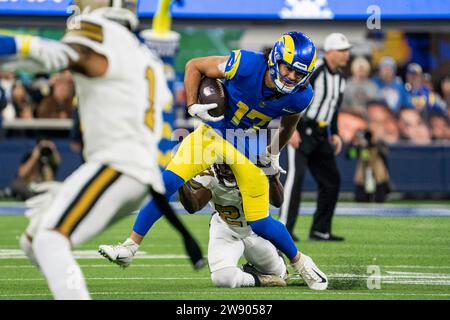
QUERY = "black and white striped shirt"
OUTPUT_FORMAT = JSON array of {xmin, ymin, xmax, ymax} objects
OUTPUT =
[{"xmin": 303, "ymin": 58, "xmax": 346, "ymax": 135}]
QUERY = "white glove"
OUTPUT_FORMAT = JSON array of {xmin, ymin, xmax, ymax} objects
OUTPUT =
[
  {"xmin": 17, "ymin": 35, "xmax": 80, "ymax": 71},
  {"xmin": 187, "ymin": 103, "xmax": 224, "ymax": 122},
  {"xmin": 259, "ymin": 147, "xmax": 287, "ymax": 175}
]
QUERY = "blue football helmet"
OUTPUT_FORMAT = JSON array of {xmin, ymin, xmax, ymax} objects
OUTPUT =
[{"xmin": 268, "ymin": 32, "xmax": 317, "ymax": 94}]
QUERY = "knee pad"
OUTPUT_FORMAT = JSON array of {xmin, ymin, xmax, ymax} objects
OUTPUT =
[{"xmin": 211, "ymin": 267, "xmax": 240, "ymax": 288}]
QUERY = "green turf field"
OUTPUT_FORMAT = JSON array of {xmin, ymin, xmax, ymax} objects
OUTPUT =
[{"xmin": 0, "ymin": 212, "xmax": 449, "ymax": 300}]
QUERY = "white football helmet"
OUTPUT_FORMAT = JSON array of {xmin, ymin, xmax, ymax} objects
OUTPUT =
[{"xmin": 75, "ymin": 0, "xmax": 139, "ymax": 30}]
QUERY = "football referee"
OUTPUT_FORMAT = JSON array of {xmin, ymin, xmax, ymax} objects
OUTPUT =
[{"xmin": 280, "ymin": 33, "xmax": 351, "ymax": 242}]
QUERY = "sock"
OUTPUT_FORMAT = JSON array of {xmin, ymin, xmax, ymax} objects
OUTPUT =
[
  {"xmin": 211, "ymin": 267, "xmax": 256, "ymax": 288},
  {"xmin": 248, "ymin": 215, "xmax": 298, "ymax": 260},
  {"xmin": 32, "ymin": 230, "xmax": 90, "ymax": 300},
  {"xmin": 19, "ymin": 233, "xmax": 41, "ymax": 271},
  {"xmin": 123, "ymin": 237, "xmax": 139, "ymax": 255},
  {"xmin": 291, "ymin": 252, "xmax": 309, "ymax": 270},
  {"xmin": 132, "ymin": 170, "xmax": 185, "ymax": 236}
]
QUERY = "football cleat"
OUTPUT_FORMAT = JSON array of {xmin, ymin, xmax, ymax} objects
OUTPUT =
[
  {"xmin": 242, "ymin": 263, "xmax": 287, "ymax": 287},
  {"xmin": 292, "ymin": 254, "xmax": 328, "ymax": 290},
  {"xmin": 98, "ymin": 238, "xmax": 138, "ymax": 268}
]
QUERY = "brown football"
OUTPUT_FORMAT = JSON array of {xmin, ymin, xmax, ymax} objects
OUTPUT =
[{"xmin": 197, "ymin": 77, "xmax": 228, "ymax": 117}]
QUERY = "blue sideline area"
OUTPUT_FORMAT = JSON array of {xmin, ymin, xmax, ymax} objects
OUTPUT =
[{"xmin": 1, "ymin": 139, "xmax": 450, "ymax": 193}]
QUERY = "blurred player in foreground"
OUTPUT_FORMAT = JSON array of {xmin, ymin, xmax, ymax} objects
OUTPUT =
[
  {"xmin": 15, "ymin": 0, "xmax": 202, "ymax": 300},
  {"xmin": 99, "ymin": 31, "xmax": 329, "ymax": 290}
]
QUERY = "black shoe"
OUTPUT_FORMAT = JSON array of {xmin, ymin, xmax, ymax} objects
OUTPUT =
[{"xmin": 309, "ymin": 231, "xmax": 345, "ymax": 241}]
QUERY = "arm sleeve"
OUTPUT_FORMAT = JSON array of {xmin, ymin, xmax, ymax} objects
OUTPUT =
[{"xmin": 0, "ymin": 35, "xmax": 17, "ymax": 56}]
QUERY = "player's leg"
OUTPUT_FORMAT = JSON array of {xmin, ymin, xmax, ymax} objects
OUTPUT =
[
  {"xmin": 101, "ymin": 124, "xmax": 220, "ymax": 266},
  {"xmin": 208, "ymin": 215, "xmax": 253, "ymax": 288},
  {"xmin": 131, "ymin": 123, "xmax": 218, "ymax": 241},
  {"xmin": 32, "ymin": 163, "xmax": 147, "ymax": 299},
  {"xmin": 20, "ymin": 182, "xmax": 62, "ymax": 270},
  {"xmin": 224, "ymin": 143, "xmax": 328, "ymax": 290},
  {"xmin": 243, "ymin": 234, "xmax": 287, "ymax": 279}
]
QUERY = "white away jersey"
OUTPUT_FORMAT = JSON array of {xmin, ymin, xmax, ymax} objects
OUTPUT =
[
  {"xmin": 192, "ymin": 169, "xmax": 252, "ymax": 237},
  {"xmin": 62, "ymin": 13, "xmax": 172, "ymax": 193}
]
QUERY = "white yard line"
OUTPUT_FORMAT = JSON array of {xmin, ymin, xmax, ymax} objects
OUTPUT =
[
  {"xmin": 1, "ymin": 263, "xmax": 450, "ymax": 270},
  {"xmin": 1, "ymin": 249, "xmax": 450, "ymax": 260},
  {"xmin": 2, "ymin": 273, "xmax": 450, "ymax": 286},
  {"xmin": 0, "ymin": 291, "xmax": 450, "ymax": 298}
]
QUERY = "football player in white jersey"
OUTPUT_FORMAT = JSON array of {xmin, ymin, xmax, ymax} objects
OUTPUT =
[
  {"xmin": 178, "ymin": 164, "xmax": 288, "ymax": 288},
  {"xmin": 17, "ymin": 0, "xmax": 201, "ymax": 300}
]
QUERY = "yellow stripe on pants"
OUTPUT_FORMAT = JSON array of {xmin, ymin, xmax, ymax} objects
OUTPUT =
[{"xmin": 57, "ymin": 167, "xmax": 118, "ymax": 236}]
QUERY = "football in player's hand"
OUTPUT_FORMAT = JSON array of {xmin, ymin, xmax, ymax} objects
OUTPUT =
[{"xmin": 198, "ymin": 77, "xmax": 228, "ymax": 117}]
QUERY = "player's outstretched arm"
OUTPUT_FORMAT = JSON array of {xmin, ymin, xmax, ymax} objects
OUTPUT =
[
  {"xmin": 269, "ymin": 173, "xmax": 284, "ymax": 208},
  {"xmin": 0, "ymin": 34, "xmax": 79, "ymax": 71},
  {"xmin": 178, "ymin": 182, "xmax": 212, "ymax": 214}
]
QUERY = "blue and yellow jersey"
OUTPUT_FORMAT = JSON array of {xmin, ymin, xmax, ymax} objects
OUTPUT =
[
  {"xmin": 205, "ymin": 49, "xmax": 314, "ymax": 159},
  {"xmin": 207, "ymin": 50, "xmax": 313, "ymax": 131}
]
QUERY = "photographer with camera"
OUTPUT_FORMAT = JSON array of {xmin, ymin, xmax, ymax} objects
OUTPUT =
[
  {"xmin": 347, "ymin": 129, "xmax": 391, "ymax": 203},
  {"xmin": 9, "ymin": 138, "xmax": 61, "ymax": 200}
]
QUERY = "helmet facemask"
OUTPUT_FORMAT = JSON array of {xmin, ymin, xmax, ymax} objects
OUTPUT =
[
  {"xmin": 268, "ymin": 32, "xmax": 316, "ymax": 94},
  {"xmin": 213, "ymin": 164, "xmax": 237, "ymax": 188},
  {"xmin": 270, "ymin": 59, "xmax": 312, "ymax": 94}
]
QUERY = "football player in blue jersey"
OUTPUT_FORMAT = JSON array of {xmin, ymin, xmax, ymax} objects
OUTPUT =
[{"xmin": 99, "ymin": 32, "xmax": 328, "ymax": 290}]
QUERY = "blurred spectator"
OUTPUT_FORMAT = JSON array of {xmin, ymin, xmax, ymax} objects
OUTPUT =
[
  {"xmin": 347, "ymin": 129, "xmax": 390, "ymax": 203},
  {"xmin": 405, "ymin": 63, "xmax": 447, "ymax": 116},
  {"xmin": 342, "ymin": 56, "xmax": 378, "ymax": 112},
  {"xmin": 0, "ymin": 71, "xmax": 16, "ymax": 121},
  {"xmin": 422, "ymin": 72, "xmax": 434, "ymax": 91},
  {"xmin": 28, "ymin": 73, "xmax": 51, "ymax": 106},
  {"xmin": 398, "ymin": 108, "xmax": 432, "ymax": 144},
  {"xmin": 372, "ymin": 56, "xmax": 413, "ymax": 113},
  {"xmin": 0, "ymin": 85, "xmax": 6, "ymax": 113},
  {"xmin": 11, "ymin": 80, "xmax": 34, "ymax": 119},
  {"xmin": 36, "ymin": 71, "xmax": 75, "ymax": 119},
  {"xmin": 0, "ymin": 85, "xmax": 6, "ymax": 136},
  {"xmin": 427, "ymin": 111, "xmax": 450, "ymax": 141},
  {"xmin": 69, "ymin": 106, "xmax": 84, "ymax": 160},
  {"xmin": 338, "ymin": 109, "xmax": 369, "ymax": 143},
  {"xmin": 6, "ymin": 138, "xmax": 61, "ymax": 200},
  {"xmin": 439, "ymin": 76, "xmax": 450, "ymax": 112},
  {"xmin": 367, "ymin": 101, "xmax": 400, "ymax": 144}
]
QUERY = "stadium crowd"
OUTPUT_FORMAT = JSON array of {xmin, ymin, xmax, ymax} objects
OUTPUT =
[
  {"xmin": 1, "ymin": 55, "xmax": 450, "ymax": 145},
  {"xmin": 338, "ymin": 56, "xmax": 450, "ymax": 145}
]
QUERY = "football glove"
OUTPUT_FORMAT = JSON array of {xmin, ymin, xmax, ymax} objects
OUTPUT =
[
  {"xmin": 17, "ymin": 35, "xmax": 80, "ymax": 71},
  {"xmin": 258, "ymin": 147, "xmax": 287, "ymax": 175},
  {"xmin": 187, "ymin": 103, "xmax": 224, "ymax": 122}
]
